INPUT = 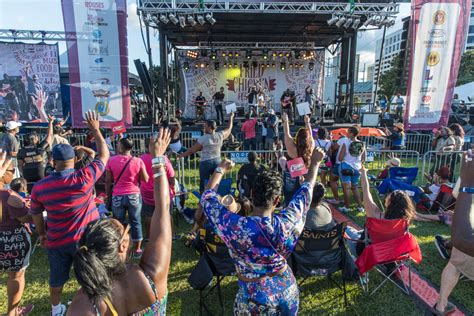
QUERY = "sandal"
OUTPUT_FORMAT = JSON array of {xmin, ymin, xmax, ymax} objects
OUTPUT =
[{"xmin": 431, "ymin": 302, "xmax": 455, "ymax": 315}]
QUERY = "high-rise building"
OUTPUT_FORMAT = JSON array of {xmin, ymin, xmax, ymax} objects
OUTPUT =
[
  {"xmin": 366, "ymin": 64, "xmax": 375, "ymax": 82},
  {"xmin": 466, "ymin": 4, "xmax": 474, "ymax": 51}
]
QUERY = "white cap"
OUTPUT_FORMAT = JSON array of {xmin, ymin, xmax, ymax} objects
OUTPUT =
[
  {"xmin": 268, "ymin": 109, "xmax": 275, "ymax": 115},
  {"xmin": 5, "ymin": 121, "xmax": 22, "ymax": 131}
]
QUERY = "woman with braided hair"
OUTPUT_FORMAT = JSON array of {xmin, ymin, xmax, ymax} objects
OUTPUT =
[{"xmin": 67, "ymin": 128, "xmax": 172, "ymax": 316}]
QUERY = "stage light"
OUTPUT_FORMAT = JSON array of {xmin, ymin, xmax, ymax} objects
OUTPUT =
[
  {"xmin": 363, "ymin": 16, "xmax": 374, "ymax": 27},
  {"xmin": 159, "ymin": 14, "xmax": 169, "ymax": 24},
  {"xmin": 262, "ymin": 49, "xmax": 268, "ymax": 60},
  {"xmin": 285, "ymin": 52, "xmax": 290, "ymax": 58},
  {"xmin": 200, "ymin": 62, "xmax": 205, "ymax": 68},
  {"xmin": 327, "ymin": 15, "xmax": 338, "ymax": 26},
  {"xmin": 246, "ymin": 50, "xmax": 252, "ymax": 59},
  {"xmin": 228, "ymin": 52, "xmax": 233, "ymax": 58},
  {"xmin": 233, "ymin": 63, "xmax": 238, "ymax": 68},
  {"xmin": 194, "ymin": 64, "xmax": 199, "ymax": 68},
  {"xmin": 183, "ymin": 62, "xmax": 189, "ymax": 70},
  {"xmin": 278, "ymin": 52, "xmax": 283, "ymax": 57},
  {"xmin": 235, "ymin": 52, "xmax": 240, "ymax": 57},
  {"xmin": 261, "ymin": 64, "xmax": 265, "ymax": 68},
  {"xmin": 186, "ymin": 50, "xmax": 198, "ymax": 59},
  {"xmin": 344, "ymin": 18, "xmax": 353, "ymax": 28},
  {"xmin": 206, "ymin": 13, "xmax": 216, "ymax": 25},
  {"xmin": 243, "ymin": 61, "xmax": 249, "ymax": 68},
  {"xmin": 309, "ymin": 62, "xmax": 314, "ymax": 71},
  {"xmin": 223, "ymin": 63, "xmax": 227, "ymax": 68},
  {"xmin": 300, "ymin": 64, "xmax": 304, "ymax": 68},
  {"xmin": 352, "ymin": 18, "xmax": 361, "ymax": 29},
  {"xmin": 272, "ymin": 52, "xmax": 277, "ymax": 57},
  {"xmin": 294, "ymin": 49, "xmax": 301, "ymax": 59},
  {"xmin": 289, "ymin": 63, "xmax": 293, "ymax": 68},
  {"xmin": 169, "ymin": 13, "xmax": 178, "ymax": 25},
  {"xmin": 222, "ymin": 52, "xmax": 226, "ymax": 57},
  {"xmin": 210, "ymin": 50, "xmax": 217, "ymax": 59},
  {"xmin": 197, "ymin": 15, "xmax": 205, "ymax": 25},
  {"xmin": 266, "ymin": 63, "xmax": 270, "ymax": 68},
  {"xmin": 179, "ymin": 16, "xmax": 186, "ymax": 28},
  {"xmin": 280, "ymin": 62, "xmax": 286, "ymax": 70},
  {"xmin": 272, "ymin": 63, "xmax": 276, "ymax": 68},
  {"xmin": 214, "ymin": 62, "xmax": 220, "ymax": 70},
  {"xmin": 205, "ymin": 63, "xmax": 209, "ymax": 68},
  {"xmin": 200, "ymin": 49, "xmax": 208, "ymax": 57},
  {"xmin": 252, "ymin": 61, "xmax": 258, "ymax": 68},
  {"xmin": 187, "ymin": 16, "xmax": 197, "ymax": 26},
  {"xmin": 335, "ymin": 16, "xmax": 346, "ymax": 27}
]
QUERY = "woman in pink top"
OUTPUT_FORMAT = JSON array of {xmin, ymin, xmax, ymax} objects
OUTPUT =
[
  {"xmin": 141, "ymin": 138, "xmax": 176, "ymax": 240},
  {"xmin": 241, "ymin": 113, "xmax": 257, "ymax": 150},
  {"xmin": 105, "ymin": 137, "xmax": 148, "ymax": 257}
]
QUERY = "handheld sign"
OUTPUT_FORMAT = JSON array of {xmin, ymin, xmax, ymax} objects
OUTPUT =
[
  {"xmin": 230, "ymin": 152, "xmax": 249, "ymax": 164},
  {"xmin": 226, "ymin": 102, "xmax": 237, "ymax": 114},
  {"xmin": 366, "ymin": 151, "xmax": 376, "ymax": 162},
  {"xmin": 111, "ymin": 121, "xmax": 126, "ymax": 135},
  {"xmin": 296, "ymin": 102, "xmax": 311, "ymax": 116},
  {"xmin": 191, "ymin": 131, "xmax": 202, "ymax": 139},
  {"xmin": 287, "ymin": 157, "xmax": 308, "ymax": 178}
]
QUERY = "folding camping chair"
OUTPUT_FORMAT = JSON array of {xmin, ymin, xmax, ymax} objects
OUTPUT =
[
  {"xmin": 291, "ymin": 222, "xmax": 352, "ymax": 308},
  {"xmin": 355, "ymin": 218, "xmax": 422, "ymax": 296},
  {"xmin": 190, "ymin": 224, "xmax": 235, "ymax": 316},
  {"xmin": 429, "ymin": 184, "xmax": 456, "ymax": 214},
  {"xmin": 388, "ymin": 167, "xmax": 419, "ymax": 185}
]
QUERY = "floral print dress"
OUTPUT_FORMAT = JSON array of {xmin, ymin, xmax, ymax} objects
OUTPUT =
[{"xmin": 201, "ymin": 182, "xmax": 313, "ymax": 315}]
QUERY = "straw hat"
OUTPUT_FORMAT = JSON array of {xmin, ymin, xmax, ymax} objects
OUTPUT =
[
  {"xmin": 386, "ymin": 157, "xmax": 401, "ymax": 167},
  {"xmin": 393, "ymin": 123, "xmax": 404, "ymax": 131},
  {"xmin": 220, "ymin": 195, "xmax": 241, "ymax": 213}
]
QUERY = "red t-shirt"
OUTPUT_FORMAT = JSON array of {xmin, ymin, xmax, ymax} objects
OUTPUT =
[
  {"xmin": 241, "ymin": 118, "xmax": 257, "ymax": 140},
  {"xmin": 140, "ymin": 153, "xmax": 175, "ymax": 206}
]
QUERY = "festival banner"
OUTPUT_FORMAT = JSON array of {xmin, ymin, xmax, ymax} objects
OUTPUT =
[
  {"xmin": 179, "ymin": 52, "xmax": 324, "ymax": 119},
  {"xmin": 61, "ymin": 0, "xmax": 131, "ymax": 128},
  {"xmin": 0, "ymin": 42, "xmax": 62, "ymax": 123},
  {"xmin": 405, "ymin": 0, "xmax": 471, "ymax": 130}
]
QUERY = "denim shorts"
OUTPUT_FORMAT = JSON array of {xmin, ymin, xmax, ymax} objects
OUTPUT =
[
  {"xmin": 331, "ymin": 163, "xmax": 340, "ymax": 177},
  {"xmin": 339, "ymin": 162, "xmax": 361, "ymax": 185},
  {"xmin": 47, "ymin": 243, "xmax": 78, "ymax": 287}
]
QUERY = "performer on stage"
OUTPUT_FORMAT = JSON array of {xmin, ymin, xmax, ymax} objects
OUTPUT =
[
  {"xmin": 257, "ymin": 88, "xmax": 266, "ymax": 114},
  {"xmin": 280, "ymin": 89, "xmax": 295, "ymax": 124},
  {"xmin": 195, "ymin": 91, "xmax": 207, "ymax": 121},
  {"xmin": 247, "ymin": 86, "xmax": 258, "ymax": 114},
  {"xmin": 212, "ymin": 87, "xmax": 225, "ymax": 125}
]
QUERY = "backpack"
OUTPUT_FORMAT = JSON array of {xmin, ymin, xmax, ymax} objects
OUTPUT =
[{"xmin": 349, "ymin": 140, "xmax": 364, "ymax": 157}]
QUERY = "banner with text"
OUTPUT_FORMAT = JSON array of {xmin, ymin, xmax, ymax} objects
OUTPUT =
[
  {"xmin": 0, "ymin": 42, "xmax": 62, "ymax": 123},
  {"xmin": 62, "ymin": 0, "xmax": 130, "ymax": 128},
  {"xmin": 179, "ymin": 52, "xmax": 324, "ymax": 119},
  {"xmin": 405, "ymin": 0, "xmax": 471, "ymax": 130}
]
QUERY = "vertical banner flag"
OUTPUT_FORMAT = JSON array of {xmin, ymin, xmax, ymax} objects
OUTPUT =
[
  {"xmin": 405, "ymin": 0, "xmax": 471, "ymax": 130},
  {"xmin": 62, "ymin": 0, "xmax": 131, "ymax": 128}
]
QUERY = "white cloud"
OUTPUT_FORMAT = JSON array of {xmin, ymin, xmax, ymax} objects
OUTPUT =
[{"xmin": 127, "ymin": 2, "xmax": 140, "ymax": 28}]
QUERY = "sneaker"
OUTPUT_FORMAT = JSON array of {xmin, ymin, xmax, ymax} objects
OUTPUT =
[
  {"xmin": 133, "ymin": 248, "xmax": 143, "ymax": 259},
  {"xmin": 434, "ymin": 235, "xmax": 450, "ymax": 260},
  {"xmin": 431, "ymin": 302, "xmax": 455, "ymax": 315},
  {"xmin": 52, "ymin": 304, "xmax": 66, "ymax": 316},
  {"xmin": 339, "ymin": 206, "xmax": 350, "ymax": 213},
  {"xmin": 17, "ymin": 304, "xmax": 34, "ymax": 315}
]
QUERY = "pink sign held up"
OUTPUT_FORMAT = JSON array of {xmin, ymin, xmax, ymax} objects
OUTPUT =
[
  {"xmin": 111, "ymin": 121, "xmax": 126, "ymax": 135},
  {"xmin": 287, "ymin": 157, "xmax": 308, "ymax": 178}
]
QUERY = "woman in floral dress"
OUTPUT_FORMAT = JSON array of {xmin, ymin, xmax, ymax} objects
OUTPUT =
[{"xmin": 200, "ymin": 148, "xmax": 325, "ymax": 315}]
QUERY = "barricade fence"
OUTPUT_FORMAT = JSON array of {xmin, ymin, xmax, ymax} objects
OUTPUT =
[{"xmin": 421, "ymin": 151, "xmax": 464, "ymax": 183}]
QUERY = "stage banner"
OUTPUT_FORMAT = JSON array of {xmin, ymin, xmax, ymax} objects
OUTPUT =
[
  {"xmin": 405, "ymin": 0, "xmax": 471, "ymax": 130},
  {"xmin": 179, "ymin": 52, "xmax": 324, "ymax": 119},
  {"xmin": 0, "ymin": 42, "xmax": 62, "ymax": 123},
  {"xmin": 62, "ymin": 0, "xmax": 131, "ymax": 128}
]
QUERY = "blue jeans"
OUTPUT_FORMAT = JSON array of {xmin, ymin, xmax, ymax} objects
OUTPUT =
[
  {"xmin": 199, "ymin": 158, "xmax": 221, "ymax": 192},
  {"xmin": 339, "ymin": 162, "xmax": 361, "ymax": 185},
  {"xmin": 112, "ymin": 193, "xmax": 143, "ymax": 242}
]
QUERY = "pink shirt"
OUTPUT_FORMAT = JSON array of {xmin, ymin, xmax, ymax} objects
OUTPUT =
[
  {"xmin": 106, "ymin": 155, "xmax": 146, "ymax": 196},
  {"xmin": 241, "ymin": 118, "xmax": 257, "ymax": 139},
  {"xmin": 140, "ymin": 153, "xmax": 175, "ymax": 206}
]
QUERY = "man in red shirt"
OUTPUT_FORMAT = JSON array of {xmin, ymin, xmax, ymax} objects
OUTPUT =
[
  {"xmin": 31, "ymin": 111, "xmax": 110, "ymax": 316},
  {"xmin": 241, "ymin": 114, "xmax": 257, "ymax": 150}
]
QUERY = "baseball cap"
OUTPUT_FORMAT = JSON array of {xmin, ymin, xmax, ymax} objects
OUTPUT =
[
  {"xmin": 386, "ymin": 158, "xmax": 401, "ymax": 167},
  {"xmin": 52, "ymin": 144, "xmax": 76, "ymax": 161},
  {"xmin": 5, "ymin": 121, "xmax": 22, "ymax": 131}
]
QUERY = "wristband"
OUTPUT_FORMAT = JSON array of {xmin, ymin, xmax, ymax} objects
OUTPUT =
[
  {"xmin": 152, "ymin": 163, "xmax": 164, "ymax": 169},
  {"xmin": 152, "ymin": 156, "xmax": 165, "ymax": 166},
  {"xmin": 153, "ymin": 171, "xmax": 165, "ymax": 178},
  {"xmin": 459, "ymin": 187, "xmax": 474, "ymax": 194}
]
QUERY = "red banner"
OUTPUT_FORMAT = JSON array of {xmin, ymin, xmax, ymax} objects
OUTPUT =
[{"xmin": 405, "ymin": 0, "xmax": 471, "ymax": 130}]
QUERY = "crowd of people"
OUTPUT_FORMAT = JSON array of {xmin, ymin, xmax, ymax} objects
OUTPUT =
[{"xmin": 0, "ymin": 110, "xmax": 472, "ymax": 316}]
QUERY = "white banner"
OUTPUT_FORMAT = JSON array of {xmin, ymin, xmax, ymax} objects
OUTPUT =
[
  {"xmin": 62, "ymin": 0, "xmax": 130, "ymax": 127},
  {"xmin": 180, "ymin": 53, "xmax": 324, "ymax": 119},
  {"xmin": 0, "ymin": 42, "xmax": 62, "ymax": 122},
  {"xmin": 405, "ymin": 0, "xmax": 471, "ymax": 130}
]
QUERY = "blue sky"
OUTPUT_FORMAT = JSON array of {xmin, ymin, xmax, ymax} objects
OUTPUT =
[{"xmin": 0, "ymin": 0, "xmax": 410, "ymax": 78}]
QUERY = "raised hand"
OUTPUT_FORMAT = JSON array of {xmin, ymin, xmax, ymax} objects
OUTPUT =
[
  {"xmin": 282, "ymin": 112, "xmax": 288, "ymax": 123},
  {"xmin": 47, "ymin": 114, "xmax": 55, "ymax": 124},
  {"xmin": 149, "ymin": 128, "xmax": 171, "ymax": 158},
  {"xmin": 311, "ymin": 147, "xmax": 325, "ymax": 165},
  {"xmin": 229, "ymin": 112, "xmax": 235, "ymax": 121},
  {"xmin": 84, "ymin": 110, "xmax": 100, "ymax": 131},
  {"xmin": 304, "ymin": 114, "xmax": 310, "ymax": 124}
]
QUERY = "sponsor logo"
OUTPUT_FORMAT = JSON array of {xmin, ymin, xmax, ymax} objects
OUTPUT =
[
  {"xmin": 428, "ymin": 29, "xmax": 445, "ymax": 38},
  {"xmin": 422, "ymin": 95, "xmax": 431, "ymax": 103},
  {"xmin": 289, "ymin": 162, "xmax": 305, "ymax": 173},
  {"xmin": 420, "ymin": 86, "xmax": 437, "ymax": 93},
  {"xmin": 92, "ymin": 29, "xmax": 102, "ymax": 39},
  {"xmin": 88, "ymin": 43, "xmax": 109, "ymax": 55},
  {"xmin": 424, "ymin": 69, "xmax": 434, "ymax": 81},
  {"xmin": 85, "ymin": 1, "xmax": 104, "ymax": 10},
  {"xmin": 94, "ymin": 58, "xmax": 104, "ymax": 64},
  {"xmin": 433, "ymin": 10, "xmax": 446, "ymax": 25},
  {"xmin": 427, "ymin": 52, "xmax": 440, "ymax": 66}
]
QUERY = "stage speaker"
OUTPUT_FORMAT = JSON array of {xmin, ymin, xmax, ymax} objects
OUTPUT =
[{"xmin": 361, "ymin": 113, "xmax": 380, "ymax": 127}]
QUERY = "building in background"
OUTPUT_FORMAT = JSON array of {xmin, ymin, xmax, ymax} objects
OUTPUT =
[
  {"xmin": 466, "ymin": 4, "xmax": 474, "ymax": 51},
  {"xmin": 353, "ymin": 81, "xmax": 373, "ymax": 104},
  {"xmin": 366, "ymin": 64, "xmax": 375, "ymax": 82}
]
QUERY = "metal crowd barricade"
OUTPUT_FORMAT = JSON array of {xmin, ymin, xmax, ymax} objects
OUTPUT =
[
  {"xmin": 421, "ymin": 150, "xmax": 463, "ymax": 183},
  {"xmin": 365, "ymin": 150, "xmax": 421, "ymax": 183}
]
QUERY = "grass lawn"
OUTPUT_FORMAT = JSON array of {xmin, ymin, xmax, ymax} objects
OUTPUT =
[{"xmin": 1, "ymin": 160, "xmax": 472, "ymax": 315}]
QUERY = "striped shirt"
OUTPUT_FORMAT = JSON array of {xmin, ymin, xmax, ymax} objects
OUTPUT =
[{"xmin": 30, "ymin": 159, "xmax": 105, "ymax": 249}]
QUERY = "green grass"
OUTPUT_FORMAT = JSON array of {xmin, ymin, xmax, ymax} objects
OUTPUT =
[{"xmin": 1, "ymin": 161, "xmax": 472, "ymax": 315}]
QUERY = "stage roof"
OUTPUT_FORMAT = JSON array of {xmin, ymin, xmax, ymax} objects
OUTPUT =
[{"xmin": 138, "ymin": 1, "xmax": 399, "ymax": 48}]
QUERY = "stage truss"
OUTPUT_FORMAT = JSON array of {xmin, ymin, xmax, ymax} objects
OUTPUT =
[{"xmin": 0, "ymin": 29, "xmax": 89, "ymax": 41}]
